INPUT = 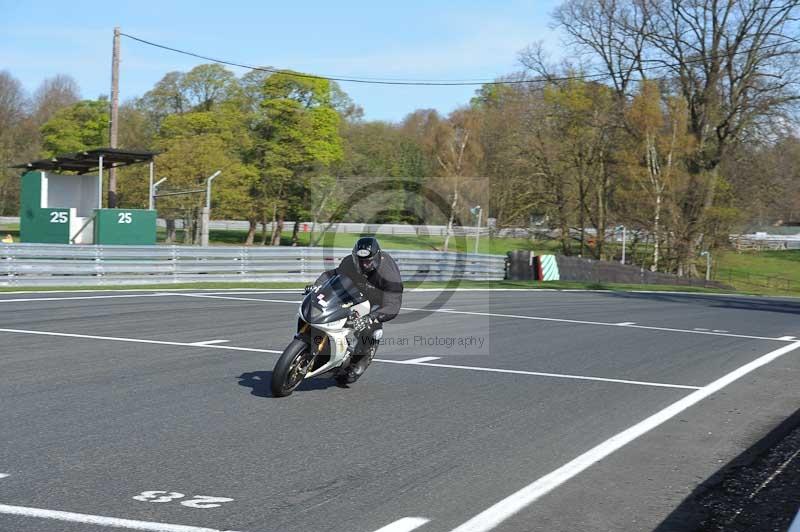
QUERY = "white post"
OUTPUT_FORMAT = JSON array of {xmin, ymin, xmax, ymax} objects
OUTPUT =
[
  {"xmin": 474, "ymin": 206, "xmax": 482, "ymax": 255},
  {"xmin": 200, "ymin": 171, "xmax": 221, "ymax": 246},
  {"xmin": 702, "ymin": 251, "xmax": 711, "ymax": 281},
  {"xmin": 148, "ymin": 161, "xmax": 154, "ymax": 210},
  {"xmin": 621, "ymin": 226, "xmax": 626, "ymax": 264},
  {"xmin": 97, "ymin": 155, "xmax": 104, "ymax": 209},
  {"xmin": 151, "ymin": 177, "xmax": 166, "ymax": 211},
  {"xmin": 206, "ymin": 170, "xmax": 221, "ymax": 209}
]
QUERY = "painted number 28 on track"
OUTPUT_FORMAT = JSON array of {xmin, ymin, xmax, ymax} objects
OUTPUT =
[{"xmin": 133, "ymin": 491, "xmax": 233, "ymax": 509}]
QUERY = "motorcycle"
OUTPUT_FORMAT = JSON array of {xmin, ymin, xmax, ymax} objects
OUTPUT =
[{"xmin": 271, "ymin": 274, "xmax": 376, "ymax": 397}]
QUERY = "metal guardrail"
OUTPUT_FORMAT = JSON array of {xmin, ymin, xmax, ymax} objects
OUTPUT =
[{"xmin": 0, "ymin": 243, "xmax": 506, "ymax": 286}]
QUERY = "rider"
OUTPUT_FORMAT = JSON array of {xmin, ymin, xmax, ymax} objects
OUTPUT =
[{"xmin": 308, "ymin": 236, "xmax": 403, "ymax": 384}]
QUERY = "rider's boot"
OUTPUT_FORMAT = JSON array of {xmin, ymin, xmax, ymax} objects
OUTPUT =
[{"xmin": 338, "ymin": 336, "xmax": 379, "ymax": 385}]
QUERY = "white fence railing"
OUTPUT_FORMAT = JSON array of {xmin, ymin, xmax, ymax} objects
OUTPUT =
[
  {"xmin": 0, "ymin": 243, "xmax": 506, "ymax": 287},
  {"xmin": 731, "ymin": 233, "xmax": 800, "ymax": 250}
]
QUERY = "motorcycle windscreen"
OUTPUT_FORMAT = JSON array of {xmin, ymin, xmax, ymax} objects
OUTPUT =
[{"xmin": 301, "ymin": 274, "xmax": 367, "ymax": 324}]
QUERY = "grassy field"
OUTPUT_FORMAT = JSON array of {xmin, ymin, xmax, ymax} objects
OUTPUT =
[
  {"xmin": 157, "ymin": 228, "xmax": 559, "ymax": 255},
  {"xmin": 713, "ymin": 250, "xmax": 800, "ymax": 295}
]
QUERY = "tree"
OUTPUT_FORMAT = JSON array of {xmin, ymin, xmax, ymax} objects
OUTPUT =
[
  {"xmin": 137, "ymin": 71, "xmax": 188, "ymax": 128},
  {"xmin": 31, "ymin": 74, "xmax": 80, "ymax": 126},
  {"xmin": 551, "ymin": 0, "xmax": 800, "ymax": 274},
  {"xmin": 40, "ymin": 99, "xmax": 108, "ymax": 156},
  {"xmin": 0, "ymin": 71, "xmax": 36, "ymax": 215},
  {"xmin": 253, "ymin": 71, "xmax": 343, "ymax": 245},
  {"xmin": 621, "ymin": 81, "xmax": 692, "ymax": 270},
  {"xmin": 154, "ymin": 105, "xmax": 254, "ymax": 244},
  {"xmin": 543, "ymin": 79, "xmax": 617, "ymax": 258},
  {"xmin": 181, "ymin": 64, "xmax": 237, "ymax": 111},
  {"xmin": 332, "ymin": 119, "xmax": 431, "ymax": 224},
  {"xmin": 474, "ymin": 80, "xmax": 552, "ymax": 235}
]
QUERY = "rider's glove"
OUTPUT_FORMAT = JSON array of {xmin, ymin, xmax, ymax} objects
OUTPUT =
[
  {"xmin": 349, "ymin": 314, "xmax": 374, "ymax": 334},
  {"xmin": 303, "ymin": 284, "xmax": 315, "ymax": 295}
]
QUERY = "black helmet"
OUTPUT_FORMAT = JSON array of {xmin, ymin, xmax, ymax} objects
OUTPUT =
[{"xmin": 353, "ymin": 236, "xmax": 382, "ymax": 275}]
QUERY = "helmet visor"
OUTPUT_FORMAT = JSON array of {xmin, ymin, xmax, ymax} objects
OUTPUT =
[{"xmin": 354, "ymin": 248, "xmax": 378, "ymax": 273}]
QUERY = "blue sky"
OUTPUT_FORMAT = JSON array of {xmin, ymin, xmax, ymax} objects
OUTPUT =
[{"xmin": 0, "ymin": 0, "xmax": 562, "ymax": 121}]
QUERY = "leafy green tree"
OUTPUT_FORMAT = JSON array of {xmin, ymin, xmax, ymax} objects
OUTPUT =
[
  {"xmin": 543, "ymin": 79, "xmax": 617, "ymax": 258},
  {"xmin": 154, "ymin": 105, "xmax": 255, "ymax": 243},
  {"xmin": 138, "ymin": 71, "xmax": 187, "ymax": 127},
  {"xmin": 182, "ymin": 64, "xmax": 237, "ymax": 111},
  {"xmin": 254, "ymin": 71, "xmax": 343, "ymax": 244},
  {"xmin": 40, "ymin": 99, "xmax": 108, "ymax": 156}
]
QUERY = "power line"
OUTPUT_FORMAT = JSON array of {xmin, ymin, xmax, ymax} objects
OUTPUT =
[
  {"xmin": 120, "ymin": 32, "xmax": 608, "ymax": 86},
  {"xmin": 121, "ymin": 32, "xmax": 800, "ymax": 88}
]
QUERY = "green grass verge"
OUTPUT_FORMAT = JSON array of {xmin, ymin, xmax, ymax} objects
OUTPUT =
[
  {"xmin": 159, "ymin": 228, "xmax": 551, "ymax": 255},
  {"xmin": 713, "ymin": 250, "xmax": 800, "ymax": 296}
]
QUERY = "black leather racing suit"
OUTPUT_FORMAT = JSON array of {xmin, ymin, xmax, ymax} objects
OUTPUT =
[{"xmin": 314, "ymin": 253, "xmax": 403, "ymax": 373}]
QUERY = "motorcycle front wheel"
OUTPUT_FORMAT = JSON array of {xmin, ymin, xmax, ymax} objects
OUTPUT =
[{"xmin": 271, "ymin": 338, "xmax": 312, "ymax": 397}]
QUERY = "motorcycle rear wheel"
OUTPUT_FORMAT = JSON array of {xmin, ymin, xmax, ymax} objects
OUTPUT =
[{"xmin": 271, "ymin": 339, "xmax": 311, "ymax": 397}]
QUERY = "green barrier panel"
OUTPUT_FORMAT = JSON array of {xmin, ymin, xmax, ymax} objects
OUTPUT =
[
  {"xmin": 20, "ymin": 207, "xmax": 72, "ymax": 244},
  {"xmin": 20, "ymin": 170, "xmax": 71, "ymax": 243},
  {"xmin": 94, "ymin": 209, "xmax": 156, "ymax": 245}
]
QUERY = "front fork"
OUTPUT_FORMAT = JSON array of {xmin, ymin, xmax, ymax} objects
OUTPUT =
[{"xmin": 295, "ymin": 320, "xmax": 340, "ymax": 374}]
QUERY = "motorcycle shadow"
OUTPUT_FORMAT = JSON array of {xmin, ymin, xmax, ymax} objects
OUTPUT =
[{"xmin": 237, "ymin": 371, "xmax": 341, "ymax": 398}]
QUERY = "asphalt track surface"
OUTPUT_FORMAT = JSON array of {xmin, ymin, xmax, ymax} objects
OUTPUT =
[{"xmin": 0, "ymin": 288, "xmax": 799, "ymax": 532}]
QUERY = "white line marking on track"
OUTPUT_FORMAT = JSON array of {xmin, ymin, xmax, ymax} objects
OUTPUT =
[
  {"xmin": 0, "ymin": 503, "xmax": 242, "ymax": 532},
  {"xmin": 376, "ymin": 359, "xmax": 700, "ymax": 390},
  {"xmin": 371, "ymin": 517, "xmax": 430, "ymax": 532},
  {"xmin": 693, "ymin": 328, "xmax": 710, "ymax": 331},
  {"xmin": 398, "ymin": 356, "xmax": 442, "ymax": 364},
  {"xmin": 169, "ymin": 293, "xmax": 301, "ymax": 304},
  {"xmin": 0, "ymin": 327, "xmax": 696, "ymax": 389},
  {"xmin": 0, "ymin": 474, "xmax": 8, "ymax": 479},
  {"xmin": 0, "ymin": 293, "xmax": 170, "ymax": 303},
  {"xmin": 98, "ymin": 294, "xmax": 786, "ymax": 343},
  {"xmin": 401, "ymin": 307, "xmax": 793, "ymax": 342},
  {"xmin": 615, "ymin": 322, "xmax": 636, "ymax": 326},
  {"xmin": 447, "ymin": 340, "xmax": 800, "ymax": 532},
  {"xmin": 0, "ymin": 328, "xmax": 281, "ymax": 354},
  {"xmin": 190, "ymin": 339, "xmax": 230, "ymax": 346},
  {"xmin": 713, "ymin": 330, "xmax": 729, "ymax": 333},
  {"xmin": 3, "ymin": 290, "xmax": 793, "ymax": 343}
]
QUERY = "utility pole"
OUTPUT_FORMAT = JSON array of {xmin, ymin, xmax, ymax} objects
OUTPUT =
[{"xmin": 108, "ymin": 26, "xmax": 121, "ymax": 208}]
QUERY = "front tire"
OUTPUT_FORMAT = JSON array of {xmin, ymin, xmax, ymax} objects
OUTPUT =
[{"xmin": 271, "ymin": 339, "xmax": 311, "ymax": 397}]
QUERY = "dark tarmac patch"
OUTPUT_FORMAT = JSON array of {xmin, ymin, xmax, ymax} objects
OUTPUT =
[{"xmin": 657, "ymin": 409, "xmax": 800, "ymax": 532}]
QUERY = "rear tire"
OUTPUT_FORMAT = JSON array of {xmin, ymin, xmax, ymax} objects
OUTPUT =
[{"xmin": 271, "ymin": 339, "xmax": 311, "ymax": 397}]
